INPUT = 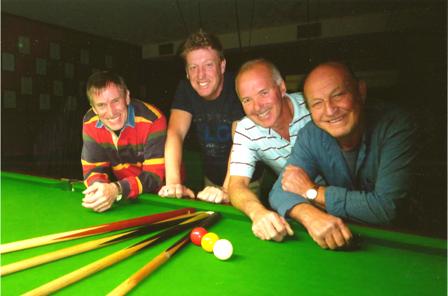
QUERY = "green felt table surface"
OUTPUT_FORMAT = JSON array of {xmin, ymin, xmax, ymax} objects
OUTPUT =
[{"xmin": 1, "ymin": 172, "xmax": 446, "ymax": 296}]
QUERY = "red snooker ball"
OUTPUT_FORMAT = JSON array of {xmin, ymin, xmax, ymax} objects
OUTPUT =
[{"xmin": 190, "ymin": 227, "xmax": 208, "ymax": 246}]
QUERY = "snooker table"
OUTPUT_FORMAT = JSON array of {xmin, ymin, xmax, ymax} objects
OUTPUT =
[{"xmin": 1, "ymin": 172, "xmax": 446, "ymax": 296}]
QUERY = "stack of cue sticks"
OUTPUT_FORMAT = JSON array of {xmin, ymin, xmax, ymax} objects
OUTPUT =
[
  {"xmin": 0, "ymin": 207, "xmax": 195, "ymax": 254},
  {"xmin": 1, "ymin": 211, "xmax": 201, "ymax": 276},
  {"xmin": 1, "ymin": 208, "xmax": 196, "ymax": 289},
  {"xmin": 22, "ymin": 211, "xmax": 219, "ymax": 296}
]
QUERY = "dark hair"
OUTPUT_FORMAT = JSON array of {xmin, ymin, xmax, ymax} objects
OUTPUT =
[
  {"xmin": 179, "ymin": 29, "xmax": 224, "ymax": 61},
  {"xmin": 86, "ymin": 71, "xmax": 128, "ymax": 104}
]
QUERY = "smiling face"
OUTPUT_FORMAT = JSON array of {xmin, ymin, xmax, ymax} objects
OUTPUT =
[
  {"xmin": 304, "ymin": 63, "xmax": 366, "ymax": 148},
  {"xmin": 185, "ymin": 47, "xmax": 226, "ymax": 100},
  {"xmin": 236, "ymin": 63, "xmax": 290, "ymax": 132},
  {"xmin": 90, "ymin": 83, "xmax": 130, "ymax": 131}
]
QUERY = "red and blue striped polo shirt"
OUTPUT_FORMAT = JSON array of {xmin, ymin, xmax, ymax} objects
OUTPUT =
[{"xmin": 81, "ymin": 99, "xmax": 166, "ymax": 199}]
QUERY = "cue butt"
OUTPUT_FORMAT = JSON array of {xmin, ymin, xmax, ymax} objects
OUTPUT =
[
  {"xmin": 107, "ymin": 252, "xmax": 171, "ymax": 296},
  {"xmin": 22, "ymin": 243, "xmax": 153, "ymax": 296}
]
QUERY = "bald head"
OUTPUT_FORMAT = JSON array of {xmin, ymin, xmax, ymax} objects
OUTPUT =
[
  {"xmin": 302, "ymin": 61, "xmax": 367, "ymax": 150},
  {"xmin": 303, "ymin": 62, "xmax": 360, "ymax": 103},
  {"xmin": 235, "ymin": 59, "xmax": 283, "ymax": 97}
]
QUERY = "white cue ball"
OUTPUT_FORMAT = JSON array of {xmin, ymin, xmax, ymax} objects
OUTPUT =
[{"xmin": 213, "ymin": 239, "xmax": 233, "ymax": 260}]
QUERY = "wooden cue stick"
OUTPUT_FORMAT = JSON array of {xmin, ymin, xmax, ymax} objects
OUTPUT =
[
  {"xmin": 0, "ymin": 211, "xmax": 205, "ymax": 276},
  {"xmin": 108, "ymin": 212, "xmax": 221, "ymax": 296},
  {"xmin": 0, "ymin": 207, "xmax": 195, "ymax": 254},
  {"xmin": 22, "ymin": 212, "xmax": 212, "ymax": 296}
]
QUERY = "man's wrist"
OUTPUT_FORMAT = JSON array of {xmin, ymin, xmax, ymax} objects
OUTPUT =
[
  {"xmin": 165, "ymin": 173, "xmax": 182, "ymax": 185},
  {"xmin": 113, "ymin": 182, "xmax": 123, "ymax": 202},
  {"xmin": 289, "ymin": 203, "xmax": 316, "ymax": 226},
  {"xmin": 304, "ymin": 184, "xmax": 319, "ymax": 200}
]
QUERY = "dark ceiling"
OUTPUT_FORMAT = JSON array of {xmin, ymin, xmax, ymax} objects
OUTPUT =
[{"xmin": 1, "ymin": 0, "xmax": 431, "ymax": 46}]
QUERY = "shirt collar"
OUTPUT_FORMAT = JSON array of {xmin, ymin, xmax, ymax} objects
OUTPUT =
[{"xmin": 95, "ymin": 103, "xmax": 135, "ymax": 129}]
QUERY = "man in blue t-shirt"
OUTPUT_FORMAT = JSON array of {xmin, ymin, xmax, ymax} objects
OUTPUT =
[{"xmin": 159, "ymin": 30, "xmax": 259, "ymax": 203}]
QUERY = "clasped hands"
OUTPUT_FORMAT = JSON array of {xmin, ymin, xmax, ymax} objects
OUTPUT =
[
  {"xmin": 82, "ymin": 182, "xmax": 119, "ymax": 212},
  {"xmin": 158, "ymin": 184, "xmax": 229, "ymax": 204}
]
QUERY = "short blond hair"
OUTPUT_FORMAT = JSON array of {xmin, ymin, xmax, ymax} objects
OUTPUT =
[{"xmin": 179, "ymin": 29, "xmax": 224, "ymax": 61}]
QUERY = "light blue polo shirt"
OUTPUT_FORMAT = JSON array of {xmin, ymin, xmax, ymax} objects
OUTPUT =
[{"xmin": 229, "ymin": 92, "xmax": 311, "ymax": 178}]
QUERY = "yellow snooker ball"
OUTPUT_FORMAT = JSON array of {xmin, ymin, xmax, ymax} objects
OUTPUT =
[{"xmin": 201, "ymin": 232, "xmax": 220, "ymax": 252}]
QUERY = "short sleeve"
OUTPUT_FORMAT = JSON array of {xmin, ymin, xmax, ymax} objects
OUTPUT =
[{"xmin": 229, "ymin": 121, "xmax": 260, "ymax": 178}]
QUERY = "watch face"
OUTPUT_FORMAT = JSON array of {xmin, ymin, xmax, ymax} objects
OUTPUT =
[{"xmin": 305, "ymin": 188, "xmax": 318, "ymax": 200}]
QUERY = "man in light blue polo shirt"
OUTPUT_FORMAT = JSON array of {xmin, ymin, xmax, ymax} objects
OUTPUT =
[{"xmin": 228, "ymin": 59, "xmax": 311, "ymax": 241}]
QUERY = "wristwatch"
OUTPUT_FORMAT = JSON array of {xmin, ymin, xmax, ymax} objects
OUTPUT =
[
  {"xmin": 305, "ymin": 184, "xmax": 319, "ymax": 200},
  {"xmin": 114, "ymin": 182, "xmax": 123, "ymax": 202}
]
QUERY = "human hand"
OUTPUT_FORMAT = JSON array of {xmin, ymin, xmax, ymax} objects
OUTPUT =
[
  {"xmin": 82, "ymin": 182, "xmax": 118, "ymax": 212},
  {"xmin": 197, "ymin": 186, "xmax": 229, "ymax": 204},
  {"xmin": 281, "ymin": 165, "xmax": 314, "ymax": 196},
  {"xmin": 300, "ymin": 207, "xmax": 352, "ymax": 250},
  {"xmin": 251, "ymin": 210, "xmax": 294, "ymax": 242},
  {"xmin": 158, "ymin": 184, "xmax": 195, "ymax": 199}
]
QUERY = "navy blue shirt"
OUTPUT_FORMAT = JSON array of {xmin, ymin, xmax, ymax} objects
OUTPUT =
[{"xmin": 172, "ymin": 72, "xmax": 244, "ymax": 185}]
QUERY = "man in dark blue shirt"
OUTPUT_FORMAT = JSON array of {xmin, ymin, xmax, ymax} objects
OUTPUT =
[
  {"xmin": 270, "ymin": 61, "xmax": 417, "ymax": 250},
  {"xmin": 159, "ymin": 30, "xmax": 250, "ymax": 203}
]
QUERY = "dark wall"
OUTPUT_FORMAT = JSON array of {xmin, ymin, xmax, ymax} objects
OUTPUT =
[{"xmin": 1, "ymin": 13, "xmax": 142, "ymax": 179}]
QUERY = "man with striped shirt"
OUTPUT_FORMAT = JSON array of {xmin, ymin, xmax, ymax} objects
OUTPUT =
[
  {"xmin": 228, "ymin": 59, "xmax": 311, "ymax": 241},
  {"xmin": 81, "ymin": 71, "xmax": 166, "ymax": 212}
]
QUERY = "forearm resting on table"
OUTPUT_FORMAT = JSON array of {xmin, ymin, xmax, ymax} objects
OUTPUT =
[
  {"xmin": 164, "ymin": 134, "xmax": 184, "ymax": 184},
  {"xmin": 289, "ymin": 203, "xmax": 321, "ymax": 226},
  {"xmin": 229, "ymin": 180, "xmax": 266, "ymax": 220},
  {"xmin": 289, "ymin": 202, "xmax": 353, "ymax": 249}
]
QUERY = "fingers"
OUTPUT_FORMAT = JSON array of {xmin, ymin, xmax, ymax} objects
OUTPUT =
[
  {"xmin": 157, "ymin": 186, "xmax": 166, "ymax": 196},
  {"xmin": 158, "ymin": 184, "xmax": 176, "ymax": 197},
  {"xmin": 184, "ymin": 187, "xmax": 196, "ymax": 199},
  {"xmin": 158, "ymin": 184, "xmax": 195, "ymax": 199},
  {"xmin": 82, "ymin": 183, "xmax": 115, "ymax": 213},
  {"xmin": 82, "ymin": 188, "xmax": 102, "ymax": 204},
  {"xmin": 281, "ymin": 216, "xmax": 294, "ymax": 236},
  {"xmin": 308, "ymin": 217, "xmax": 353, "ymax": 250},
  {"xmin": 197, "ymin": 187, "xmax": 216, "ymax": 202},
  {"xmin": 327, "ymin": 219, "xmax": 353, "ymax": 249},
  {"xmin": 339, "ymin": 222, "xmax": 353, "ymax": 242},
  {"xmin": 82, "ymin": 182, "xmax": 100, "ymax": 195},
  {"xmin": 197, "ymin": 186, "xmax": 229, "ymax": 204},
  {"xmin": 171, "ymin": 184, "xmax": 183, "ymax": 198},
  {"xmin": 252, "ymin": 212, "xmax": 293, "ymax": 242},
  {"xmin": 94, "ymin": 201, "xmax": 113, "ymax": 212},
  {"xmin": 82, "ymin": 194, "xmax": 114, "ymax": 212},
  {"xmin": 325, "ymin": 235, "xmax": 337, "ymax": 250},
  {"xmin": 82, "ymin": 192, "xmax": 97, "ymax": 203}
]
